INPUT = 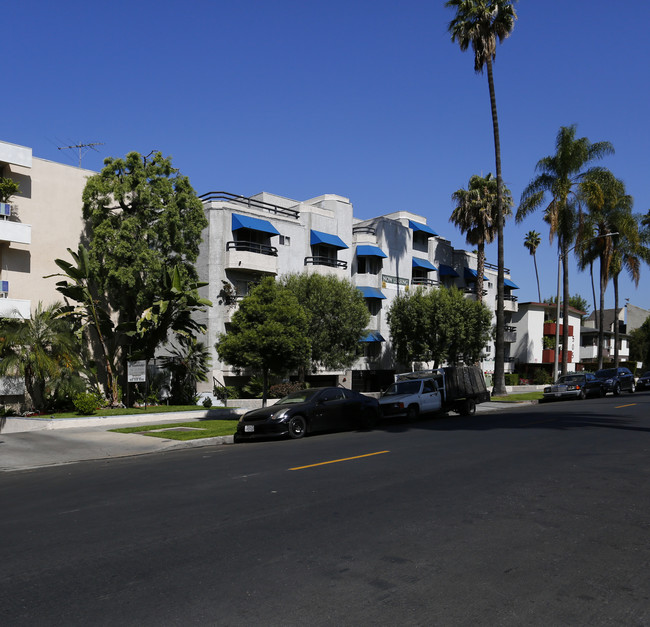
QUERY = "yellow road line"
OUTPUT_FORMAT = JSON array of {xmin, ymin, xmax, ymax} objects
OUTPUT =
[
  {"xmin": 290, "ymin": 450, "xmax": 390, "ymax": 470},
  {"xmin": 615, "ymin": 404, "xmax": 636, "ymax": 409}
]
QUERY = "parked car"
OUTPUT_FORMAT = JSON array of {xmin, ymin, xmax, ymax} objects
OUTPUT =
[
  {"xmin": 542, "ymin": 373, "xmax": 604, "ymax": 402},
  {"xmin": 235, "ymin": 387, "xmax": 380, "ymax": 440},
  {"xmin": 594, "ymin": 367, "xmax": 636, "ymax": 395},
  {"xmin": 636, "ymin": 371, "xmax": 650, "ymax": 391}
]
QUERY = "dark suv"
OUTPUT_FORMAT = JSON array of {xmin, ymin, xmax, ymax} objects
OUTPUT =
[{"xmin": 594, "ymin": 367, "xmax": 635, "ymax": 395}]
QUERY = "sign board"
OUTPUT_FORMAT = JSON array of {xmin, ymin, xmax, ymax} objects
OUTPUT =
[{"xmin": 127, "ymin": 360, "xmax": 147, "ymax": 383}]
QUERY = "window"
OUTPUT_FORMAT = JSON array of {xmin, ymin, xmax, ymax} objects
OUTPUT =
[
  {"xmin": 357, "ymin": 256, "xmax": 368, "ymax": 274},
  {"xmin": 279, "ymin": 235, "xmax": 291, "ymax": 246}
]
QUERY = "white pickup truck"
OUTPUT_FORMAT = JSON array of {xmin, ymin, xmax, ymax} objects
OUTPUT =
[{"xmin": 378, "ymin": 366, "xmax": 490, "ymax": 419}]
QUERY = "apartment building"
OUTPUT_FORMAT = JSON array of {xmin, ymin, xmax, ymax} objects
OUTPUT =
[
  {"xmin": 0, "ymin": 140, "xmax": 92, "ymax": 319},
  {"xmin": 197, "ymin": 191, "xmax": 520, "ymax": 391}
]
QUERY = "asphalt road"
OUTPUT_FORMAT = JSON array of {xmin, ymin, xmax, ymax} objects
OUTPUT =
[{"xmin": 2, "ymin": 392, "xmax": 649, "ymax": 626}]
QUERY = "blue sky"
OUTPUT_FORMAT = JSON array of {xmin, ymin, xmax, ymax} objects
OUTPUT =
[{"xmin": 6, "ymin": 0, "xmax": 650, "ymax": 313}]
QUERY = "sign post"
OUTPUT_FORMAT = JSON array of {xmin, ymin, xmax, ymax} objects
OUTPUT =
[{"xmin": 128, "ymin": 360, "xmax": 147, "ymax": 408}]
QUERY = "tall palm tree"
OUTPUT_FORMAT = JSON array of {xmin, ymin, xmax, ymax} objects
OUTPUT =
[
  {"xmin": 450, "ymin": 173, "xmax": 512, "ymax": 304},
  {"xmin": 523, "ymin": 230, "xmax": 542, "ymax": 301},
  {"xmin": 0, "ymin": 302, "xmax": 81, "ymax": 410},
  {"xmin": 517, "ymin": 125, "xmax": 614, "ymax": 374},
  {"xmin": 446, "ymin": 0, "xmax": 517, "ymax": 395}
]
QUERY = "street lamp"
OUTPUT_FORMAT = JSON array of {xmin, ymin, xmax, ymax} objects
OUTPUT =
[{"xmin": 553, "ymin": 232, "xmax": 618, "ymax": 381}]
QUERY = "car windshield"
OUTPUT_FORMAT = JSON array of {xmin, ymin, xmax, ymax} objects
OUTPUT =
[
  {"xmin": 642, "ymin": 372, "xmax": 650, "ymax": 378},
  {"xmin": 596, "ymin": 369, "xmax": 617, "ymax": 378},
  {"xmin": 383, "ymin": 381, "xmax": 422, "ymax": 396},
  {"xmin": 276, "ymin": 389, "xmax": 321, "ymax": 405},
  {"xmin": 556, "ymin": 375, "xmax": 584, "ymax": 384}
]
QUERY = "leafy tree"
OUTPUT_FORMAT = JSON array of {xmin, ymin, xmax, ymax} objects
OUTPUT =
[
  {"xmin": 47, "ymin": 245, "xmax": 120, "ymax": 405},
  {"xmin": 446, "ymin": 0, "xmax": 518, "ymax": 396},
  {"xmin": 387, "ymin": 287, "xmax": 492, "ymax": 368},
  {"xmin": 577, "ymin": 170, "xmax": 634, "ymax": 367},
  {"xmin": 523, "ymin": 230, "xmax": 542, "ymax": 301},
  {"xmin": 450, "ymin": 173, "xmax": 512, "ymax": 303},
  {"xmin": 629, "ymin": 317, "xmax": 650, "ymax": 369},
  {"xmin": 161, "ymin": 338, "xmax": 212, "ymax": 405},
  {"xmin": 517, "ymin": 125, "xmax": 614, "ymax": 374},
  {"xmin": 0, "ymin": 302, "xmax": 82, "ymax": 410},
  {"xmin": 215, "ymin": 277, "xmax": 310, "ymax": 406},
  {"xmin": 82, "ymin": 151, "xmax": 208, "ymax": 368},
  {"xmin": 282, "ymin": 273, "xmax": 370, "ymax": 372},
  {"xmin": 0, "ymin": 177, "xmax": 19, "ymax": 203}
]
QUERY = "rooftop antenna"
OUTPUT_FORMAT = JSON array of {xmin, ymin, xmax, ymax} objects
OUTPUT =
[{"xmin": 57, "ymin": 141, "xmax": 104, "ymax": 167}]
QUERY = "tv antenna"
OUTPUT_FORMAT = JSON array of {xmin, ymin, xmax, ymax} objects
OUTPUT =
[{"xmin": 57, "ymin": 141, "xmax": 104, "ymax": 167}]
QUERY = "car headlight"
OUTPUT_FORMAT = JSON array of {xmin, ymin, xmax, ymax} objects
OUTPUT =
[
  {"xmin": 567, "ymin": 385, "xmax": 576, "ymax": 391},
  {"xmin": 271, "ymin": 409, "xmax": 289, "ymax": 421}
]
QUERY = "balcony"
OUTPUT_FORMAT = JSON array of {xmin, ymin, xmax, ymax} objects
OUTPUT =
[
  {"xmin": 0, "ymin": 297, "xmax": 31, "ymax": 319},
  {"xmin": 503, "ymin": 294, "xmax": 518, "ymax": 313},
  {"xmin": 225, "ymin": 241, "xmax": 278, "ymax": 275},
  {"xmin": 0, "ymin": 218, "xmax": 31, "ymax": 245},
  {"xmin": 504, "ymin": 326, "xmax": 517, "ymax": 343},
  {"xmin": 411, "ymin": 277, "xmax": 438, "ymax": 287},
  {"xmin": 304, "ymin": 256, "xmax": 348, "ymax": 279},
  {"xmin": 542, "ymin": 349, "xmax": 573, "ymax": 364},
  {"xmin": 543, "ymin": 322, "xmax": 574, "ymax": 337}
]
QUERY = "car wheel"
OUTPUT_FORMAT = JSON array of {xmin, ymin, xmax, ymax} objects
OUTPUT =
[
  {"xmin": 460, "ymin": 398, "xmax": 476, "ymax": 416},
  {"xmin": 614, "ymin": 383, "xmax": 621, "ymax": 396},
  {"xmin": 578, "ymin": 389, "xmax": 586, "ymax": 401},
  {"xmin": 406, "ymin": 405, "xmax": 419, "ymax": 421},
  {"xmin": 288, "ymin": 415, "xmax": 307, "ymax": 439}
]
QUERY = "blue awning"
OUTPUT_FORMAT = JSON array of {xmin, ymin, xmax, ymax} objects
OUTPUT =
[
  {"xmin": 504, "ymin": 278, "xmax": 520, "ymax": 289},
  {"xmin": 310, "ymin": 229, "xmax": 348, "ymax": 249},
  {"xmin": 360, "ymin": 330, "xmax": 386, "ymax": 343},
  {"xmin": 408, "ymin": 220, "xmax": 438, "ymax": 237},
  {"xmin": 464, "ymin": 268, "xmax": 489, "ymax": 281},
  {"xmin": 356, "ymin": 244, "xmax": 387, "ymax": 258},
  {"xmin": 232, "ymin": 213, "xmax": 279, "ymax": 236},
  {"xmin": 439, "ymin": 264, "xmax": 459, "ymax": 277},
  {"xmin": 412, "ymin": 257, "xmax": 437, "ymax": 271},
  {"xmin": 357, "ymin": 286, "xmax": 387, "ymax": 300}
]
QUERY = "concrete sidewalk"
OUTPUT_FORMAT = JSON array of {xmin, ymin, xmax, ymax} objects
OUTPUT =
[{"xmin": 0, "ymin": 401, "xmax": 529, "ymax": 472}]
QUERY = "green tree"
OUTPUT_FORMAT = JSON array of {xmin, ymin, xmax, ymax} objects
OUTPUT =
[
  {"xmin": 450, "ymin": 173, "xmax": 512, "ymax": 303},
  {"xmin": 47, "ymin": 244, "xmax": 120, "ymax": 405},
  {"xmin": 161, "ymin": 338, "xmax": 212, "ymax": 405},
  {"xmin": 386, "ymin": 288, "xmax": 432, "ymax": 365},
  {"xmin": 0, "ymin": 177, "xmax": 19, "ymax": 203},
  {"xmin": 446, "ymin": 0, "xmax": 518, "ymax": 396},
  {"xmin": 517, "ymin": 125, "xmax": 614, "ymax": 374},
  {"xmin": 523, "ymin": 230, "xmax": 542, "ymax": 302},
  {"xmin": 215, "ymin": 277, "xmax": 310, "ymax": 406},
  {"xmin": 82, "ymin": 151, "xmax": 208, "ymax": 371},
  {"xmin": 0, "ymin": 302, "xmax": 82, "ymax": 410},
  {"xmin": 629, "ymin": 317, "xmax": 650, "ymax": 368},
  {"xmin": 282, "ymin": 273, "xmax": 370, "ymax": 373}
]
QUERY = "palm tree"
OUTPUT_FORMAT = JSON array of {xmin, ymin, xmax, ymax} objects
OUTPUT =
[
  {"xmin": 450, "ymin": 173, "xmax": 512, "ymax": 304},
  {"xmin": 446, "ymin": 0, "xmax": 517, "ymax": 395},
  {"xmin": 523, "ymin": 231, "xmax": 542, "ymax": 301},
  {"xmin": 0, "ymin": 302, "xmax": 81, "ymax": 410},
  {"xmin": 517, "ymin": 125, "xmax": 614, "ymax": 374}
]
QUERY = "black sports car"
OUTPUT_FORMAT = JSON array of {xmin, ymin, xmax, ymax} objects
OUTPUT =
[{"xmin": 235, "ymin": 387, "xmax": 380, "ymax": 440}]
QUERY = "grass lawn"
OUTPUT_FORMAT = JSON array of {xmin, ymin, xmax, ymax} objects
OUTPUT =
[
  {"xmin": 111, "ymin": 420, "xmax": 238, "ymax": 440},
  {"xmin": 491, "ymin": 392, "xmax": 543, "ymax": 402},
  {"xmin": 46, "ymin": 405, "xmax": 217, "ymax": 419}
]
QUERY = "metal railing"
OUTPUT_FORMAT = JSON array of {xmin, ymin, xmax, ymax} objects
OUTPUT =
[
  {"xmin": 411, "ymin": 278, "xmax": 439, "ymax": 286},
  {"xmin": 226, "ymin": 241, "xmax": 278, "ymax": 256},
  {"xmin": 352, "ymin": 225, "xmax": 376, "ymax": 235},
  {"xmin": 484, "ymin": 261, "xmax": 511, "ymax": 274},
  {"xmin": 304, "ymin": 256, "xmax": 348, "ymax": 269},
  {"xmin": 503, "ymin": 294, "xmax": 519, "ymax": 302},
  {"xmin": 199, "ymin": 191, "xmax": 300, "ymax": 219}
]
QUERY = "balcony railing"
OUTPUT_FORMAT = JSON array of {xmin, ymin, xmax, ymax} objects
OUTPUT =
[
  {"xmin": 352, "ymin": 225, "xmax": 376, "ymax": 235},
  {"xmin": 465, "ymin": 287, "xmax": 488, "ymax": 296},
  {"xmin": 484, "ymin": 261, "xmax": 511, "ymax": 274},
  {"xmin": 199, "ymin": 191, "xmax": 300, "ymax": 219},
  {"xmin": 411, "ymin": 277, "xmax": 438, "ymax": 286},
  {"xmin": 226, "ymin": 241, "xmax": 278, "ymax": 256},
  {"xmin": 503, "ymin": 294, "xmax": 518, "ymax": 302},
  {"xmin": 304, "ymin": 256, "xmax": 348, "ymax": 270}
]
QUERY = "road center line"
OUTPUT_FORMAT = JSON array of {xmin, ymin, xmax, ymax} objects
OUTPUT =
[
  {"xmin": 615, "ymin": 404, "xmax": 636, "ymax": 409},
  {"xmin": 290, "ymin": 451, "xmax": 390, "ymax": 470}
]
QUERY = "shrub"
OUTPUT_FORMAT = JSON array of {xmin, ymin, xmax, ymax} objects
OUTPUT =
[
  {"xmin": 504, "ymin": 373, "xmax": 520, "ymax": 386},
  {"xmin": 532, "ymin": 368, "xmax": 552, "ymax": 385},
  {"xmin": 202, "ymin": 396, "xmax": 213, "ymax": 409},
  {"xmin": 269, "ymin": 381, "xmax": 306, "ymax": 398},
  {"xmin": 73, "ymin": 392, "xmax": 102, "ymax": 415}
]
